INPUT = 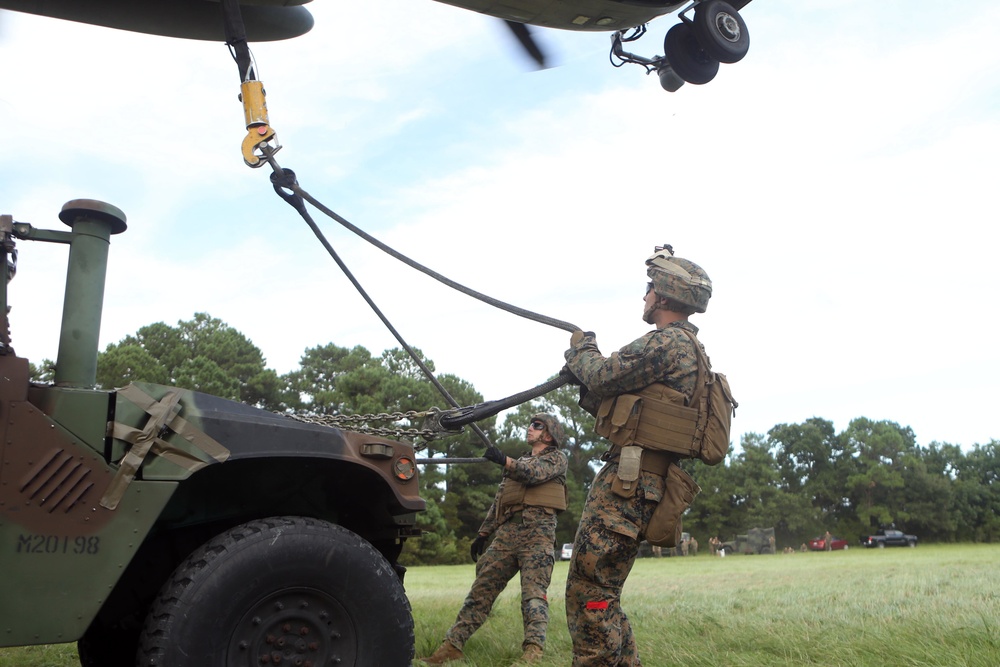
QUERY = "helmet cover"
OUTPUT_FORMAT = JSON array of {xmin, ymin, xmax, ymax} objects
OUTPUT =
[
  {"xmin": 531, "ymin": 413, "xmax": 565, "ymax": 447},
  {"xmin": 645, "ymin": 245, "xmax": 712, "ymax": 313}
]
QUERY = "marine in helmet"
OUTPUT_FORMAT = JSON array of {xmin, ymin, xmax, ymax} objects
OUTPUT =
[
  {"xmin": 562, "ymin": 244, "xmax": 714, "ymax": 666},
  {"xmin": 419, "ymin": 414, "xmax": 569, "ymax": 665}
]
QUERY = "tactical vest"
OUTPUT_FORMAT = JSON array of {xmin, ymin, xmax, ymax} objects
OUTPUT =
[
  {"xmin": 594, "ymin": 330, "xmax": 735, "ymax": 466},
  {"xmin": 497, "ymin": 477, "xmax": 568, "ymax": 524},
  {"xmin": 596, "ymin": 382, "xmax": 696, "ymax": 455}
]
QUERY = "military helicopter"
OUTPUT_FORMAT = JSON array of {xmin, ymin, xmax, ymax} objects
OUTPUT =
[
  {"xmin": 435, "ymin": 0, "xmax": 754, "ymax": 91},
  {"xmin": 0, "ymin": 0, "xmax": 753, "ymax": 91}
]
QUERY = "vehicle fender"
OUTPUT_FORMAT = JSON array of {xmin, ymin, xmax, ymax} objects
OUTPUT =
[{"xmin": 114, "ymin": 383, "xmax": 423, "ymax": 513}]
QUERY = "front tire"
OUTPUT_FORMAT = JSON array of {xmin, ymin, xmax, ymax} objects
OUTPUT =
[{"xmin": 138, "ymin": 516, "xmax": 414, "ymax": 666}]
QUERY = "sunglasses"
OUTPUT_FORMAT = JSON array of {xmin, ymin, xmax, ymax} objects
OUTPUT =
[
  {"xmin": 645, "ymin": 281, "xmax": 654, "ymax": 295},
  {"xmin": 529, "ymin": 420, "xmax": 546, "ymax": 430}
]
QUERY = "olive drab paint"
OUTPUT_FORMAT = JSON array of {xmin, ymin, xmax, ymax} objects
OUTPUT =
[{"xmin": 0, "ymin": 200, "xmax": 424, "ymax": 661}]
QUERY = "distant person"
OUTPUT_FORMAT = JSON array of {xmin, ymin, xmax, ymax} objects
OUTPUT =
[
  {"xmin": 689, "ymin": 536, "xmax": 699, "ymax": 556},
  {"xmin": 562, "ymin": 245, "xmax": 715, "ymax": 665},
  {"xmin": 420, "ymin": 414, "xmax": 569, "ymax": 665},
  {"xmin": 824, "ymin": 530, "xmax": 832, "ymax": 552},
  {"xmin": 709, "ymin": 535, "xmax": 721, "ymax": 556}
]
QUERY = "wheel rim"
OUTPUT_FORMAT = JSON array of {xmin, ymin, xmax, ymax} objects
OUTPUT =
[
  {"xmin": 228, "ymin": 587, "xmax": 357, "ymax": 666},
  {"xmin": 715, "ymin": 12, "xmax": 742, "ymax": 43},
  {"xmin": 693, "ymin": 1, "xmax": 749, "ymax": 64}
]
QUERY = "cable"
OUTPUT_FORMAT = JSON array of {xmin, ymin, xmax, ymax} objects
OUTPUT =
[
  {"xmin": 288, "ymin": 183, "xmax": 580, "ymax": 333},
  {"xmin": 269, "ymin": 167, "xmax": 496, "ymax": 449}
]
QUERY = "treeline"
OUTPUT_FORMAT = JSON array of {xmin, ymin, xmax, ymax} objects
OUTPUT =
[
  {"xmin": 30, "ymin": 314, "xmax": 999, "ymax": 563},
  {"xmin": 686, "ymin": 419, "xmax": 999, "ymax": 550}
]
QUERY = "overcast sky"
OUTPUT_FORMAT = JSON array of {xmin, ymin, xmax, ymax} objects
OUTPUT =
[{"xmin": 1, "ymin": 0, "xmax": 997, "ymax": 450}]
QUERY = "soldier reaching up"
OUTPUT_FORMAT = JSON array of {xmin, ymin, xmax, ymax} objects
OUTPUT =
[
  {"xmin": 420, "ymin": 414, "xmax": 569, "ymax": 665},
  {"xmin": 563, "ymin": 245, "xmax": 716, "ymax": 666}
]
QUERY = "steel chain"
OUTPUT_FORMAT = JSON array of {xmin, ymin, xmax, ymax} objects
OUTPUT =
[{"xmin": 279, "ymin": 409, "xmax": 447, "ymax": 443}]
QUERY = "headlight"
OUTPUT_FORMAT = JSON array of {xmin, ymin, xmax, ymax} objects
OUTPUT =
[{"xmin": 393, "ymin": 456, "xmax": 416, "ymax": 481}]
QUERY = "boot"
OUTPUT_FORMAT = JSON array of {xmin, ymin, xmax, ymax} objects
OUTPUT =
[
  {"xmin": 419, "ymin": 640, "xmax": 464, "ymax": 665},
  {"xmin": 516, "ymin": 643, "xmax": 544, "ymax": 664}
]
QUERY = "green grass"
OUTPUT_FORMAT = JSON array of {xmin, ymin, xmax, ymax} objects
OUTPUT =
[
  {"xmin": 409, "ymin": 544, "xmax": 1000, "ymax": 667},
  {"xmin": 3, "ymin": 545, "xmax": 998, "ymax": 666},
  {"xmin": 0, "ymin": 644, "xmax": 78, "ymax": 667}
]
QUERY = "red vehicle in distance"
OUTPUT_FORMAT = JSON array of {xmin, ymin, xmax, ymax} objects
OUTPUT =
[{"xmin": 808, "ymin": 535, "xmax": 849, "ymax": 551}]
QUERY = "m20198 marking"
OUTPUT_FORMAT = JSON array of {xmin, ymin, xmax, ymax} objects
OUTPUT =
[{"xmin": 16, "ymin": 534, "xmax": 101, "ymax": 555}]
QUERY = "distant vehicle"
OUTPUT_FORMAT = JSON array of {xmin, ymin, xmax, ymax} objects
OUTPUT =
[
  {"xmin": 808, "ymin": 535, "xmax": 849, "ymax": 551},
  {"xmin": 720, "ymin": 526, "xmax": 775, "ymax": 555},
  {"xmin": 860, "ymin": 529, "xmax": 918, "ymax": 549},
  {"xmin": 561, "ymin": 543, "xmax": 574, "ymax": 560}
]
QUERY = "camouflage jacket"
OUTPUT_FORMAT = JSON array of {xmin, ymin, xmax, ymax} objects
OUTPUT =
[
  {"xmin": 478, "ymin": 445, "xmax": 569, "ymax": 536},
  {"xmin": 565, "ymin": 321, "xmax": 702, "ymax": 415}
]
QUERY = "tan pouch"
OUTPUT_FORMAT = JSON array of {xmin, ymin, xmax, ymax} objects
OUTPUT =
[
  {"xmin": 611, "ymin": 446, "xmax": 642, "ymax": 498},
  {"xmin": 596, "ymin": 394, "xmax": 643, "ymax": 447},
  {"xmin": 645, "ymin": 464, "xmax": 701, "ymax": 547}
]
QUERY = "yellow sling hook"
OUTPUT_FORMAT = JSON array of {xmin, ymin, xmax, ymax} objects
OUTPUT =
[{"xmin": 239, "ymin": 80, "xmax": 280, "ymax": 167}]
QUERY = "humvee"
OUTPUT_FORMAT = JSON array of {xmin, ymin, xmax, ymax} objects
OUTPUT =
[
  {"xmin": 0, "ymin": 200, "xmax": 424, "ymax": 665},
  {"xmin": 721, "ymin": 526, "xmax": 775, "ymax": 555}
]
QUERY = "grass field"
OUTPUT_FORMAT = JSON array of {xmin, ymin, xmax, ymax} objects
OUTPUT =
[{"xmin": 2, "ymin": 545, "xmax": 997, "ymax": 667}]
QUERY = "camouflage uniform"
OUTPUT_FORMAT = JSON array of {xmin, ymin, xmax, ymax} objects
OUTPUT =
[
  {"xmin": 442, "ymin": 445, "xmax": 569, "ymax": 652},
  {"xmin": 564, "ymin": 321, "xmax": 701, "ymax": 666}
]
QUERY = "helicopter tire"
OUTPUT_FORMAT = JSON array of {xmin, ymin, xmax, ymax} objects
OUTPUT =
[
  {"xmin": 136, "ymin": 516, "xmax": 414, "ymax": 666},
  {"xmin": 693, "ymin": 0, "xmax": 750, "ymax": 64},
  {"xmin": 664, "ymin": 23, "xmax": 720, "ymax": 85}
]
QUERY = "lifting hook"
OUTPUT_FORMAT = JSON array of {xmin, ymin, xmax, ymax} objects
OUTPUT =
[{"xmin": 240, "ymin": 80, "xmax": 280, "ymax": 167}]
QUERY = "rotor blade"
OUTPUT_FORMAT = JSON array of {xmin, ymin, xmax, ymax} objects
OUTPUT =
[{"xmin": 504, "ymin": 20, "xmax": 547, "ymax": 69}]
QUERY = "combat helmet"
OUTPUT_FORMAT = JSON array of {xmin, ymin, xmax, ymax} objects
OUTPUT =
[
  {"xmin": 531, "ymin": 413, "xmax": 565, "ymax": 447},
  {"xmin": 645, "ymin": 244, "xmax": 712, "ymax": 314}
]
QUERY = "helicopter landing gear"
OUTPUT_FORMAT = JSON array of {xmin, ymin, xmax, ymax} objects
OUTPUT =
[
  {"xmin": 692, "ymin": 0, "xmax": 749, "ymax": 64},
  {"xmin": 607, "ymin": 0, "xmax": 749, "ymax": 92},
  {"xmin": 663, "ymin": 22, "xmax": 720, "ymax": 85}
]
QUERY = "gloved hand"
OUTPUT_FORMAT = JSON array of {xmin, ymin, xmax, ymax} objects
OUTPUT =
[
  {"xmin": 560, "ymin": 365, "xmax": 582, "ymax": 385},
  {"xmin": 483, "ymin": 445, "xmax": 507, "ymax": 466},
  {"xmin": 471, "ymin": 534, "xmax": 488, "ymax": 562},
  {"xmin": 570, "ymin": 330, "xmax": 596, "ymax": 347}
]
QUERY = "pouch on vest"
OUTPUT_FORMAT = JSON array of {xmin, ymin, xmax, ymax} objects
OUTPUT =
[
  {"xmin": 645, "ymin": 464, "xmax": 701, "ymax": 548},
  {"xmin": 595, "ymin": 394, "xmax": 642, "ymax": 447},
  {"xmin": 611, "ymin": 446, "xmax": 643, "ymax": 499},
  {"xmin": 695, "ymin": 369, "xmax": 737, "ymax": 465}
]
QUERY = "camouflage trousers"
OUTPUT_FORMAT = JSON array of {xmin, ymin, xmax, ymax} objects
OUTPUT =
[
  {"xmin": 445, "ymin": 512, "xmax": 556, "ymax": 651},
  {"xmin": 566, "ymin": 461, "xmax": 664, "ymax": 667}
]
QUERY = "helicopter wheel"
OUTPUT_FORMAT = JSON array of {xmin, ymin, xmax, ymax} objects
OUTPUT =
[
  {"xmin": 693, "ymin": 0, "xmax": 749, "ymax": 64},
  {"xmin": 664, "ymin": 23, "xmax": 720, "ymax": 85}
]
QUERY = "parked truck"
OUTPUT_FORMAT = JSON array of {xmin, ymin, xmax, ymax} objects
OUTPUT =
[
  {"xmin": 860, "ymin": 528, "xmax": 917, "ymax": 548},
  {"xmin": 0, "ymin": 201, "xmax": 425, "ymax": 665}
]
